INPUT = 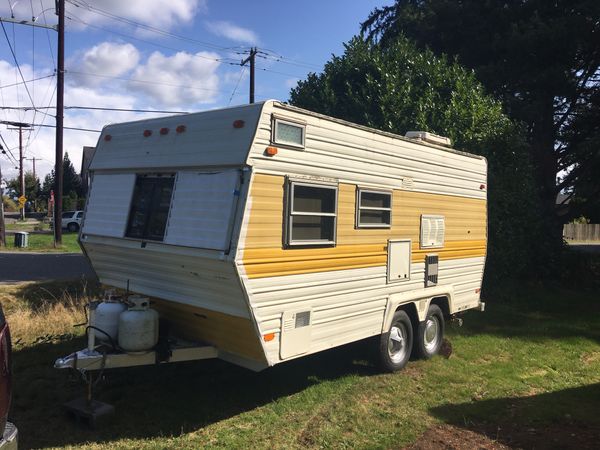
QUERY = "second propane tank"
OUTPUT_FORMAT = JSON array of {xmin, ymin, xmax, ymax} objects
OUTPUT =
[{"xmin": 118, "ymin": 295, "xmax": 159, "ymax": 352}]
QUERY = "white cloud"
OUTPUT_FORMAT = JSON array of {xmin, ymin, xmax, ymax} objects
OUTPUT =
[
  {"xmin": 0, "ymin": 0, "xmax": 205, "ymax": 31},
  {"xmin": 129, "ymin": 51, "xmax": 221, "ymax": 106},
  {"xmin": 206, "ymin": 21, "xmax": 259, "ymax": 45},
  {"xmin": 68, "ymin": 42, "xmax": 140, "ymax": 87},
  {"xmin": 0, "ymin": 58, "xmax": 160, "ymax": 181}
]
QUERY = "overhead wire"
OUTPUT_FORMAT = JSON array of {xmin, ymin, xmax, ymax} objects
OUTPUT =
[
  {"xmin": 66, "ymin": 0, "xmax": 231, "ymax": 52},
  {"xmin": 0, "ymin": 21, "xmax": 54, "ymax": 121},
  {"xmin": 228, "ymin": 66, "xmax": 246, "ymax": 106},
  {"xmin": 25, "ymin": 0, "xmax": 38, "ymax": 150},
  {"xmin": 66, "ymin": 69, "xmax": 248, "ymax": 95},
  {"xmin": 64, "ymin": 14, "xmax": 240, "ymax": 66},
  {"xmin": 0, "ymin": 74, "xmax": 56, "ymax": 90}
]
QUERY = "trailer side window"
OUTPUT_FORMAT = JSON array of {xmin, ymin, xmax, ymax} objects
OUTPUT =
[
  {"xmin": 126, "ymin": 175, "xmax": 175, "ymax": 241},
  {"xmin": 356, "ymin": 189, "xmax": 392, "ymax": 228},
  {"xmin": 288, "ymin": 182, "xmax": 337, "ymax": 246}
]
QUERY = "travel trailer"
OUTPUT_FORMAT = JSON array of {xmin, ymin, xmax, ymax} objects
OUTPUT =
[{"xmin": 55, "ymin": 100, "xmax": 487, "ymax": 375}]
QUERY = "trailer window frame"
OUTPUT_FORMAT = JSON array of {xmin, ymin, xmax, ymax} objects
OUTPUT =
[
  {"xmin": 356, "ymin": 188, "xmax": 392, "ymax": 228},
  {"xmin": 125, "ymin": 173, "xmax": 175, "ymax": 242},
  {"xmin": 272, "ymin": 116, "xmax": 306, "ymax": 149},
  {"xmin": 286, "ymin": 180, "xmax": 338, "ymax": 246}
]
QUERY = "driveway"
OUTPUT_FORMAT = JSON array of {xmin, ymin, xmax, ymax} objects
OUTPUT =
[{"xmin": 0, "ymin": 252, "xmax": 96, "ymax": 284}]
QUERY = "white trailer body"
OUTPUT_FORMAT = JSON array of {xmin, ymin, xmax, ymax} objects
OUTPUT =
[{"xmin": 79, "ymin": 100, "xmax": 487, "ymax": 371}]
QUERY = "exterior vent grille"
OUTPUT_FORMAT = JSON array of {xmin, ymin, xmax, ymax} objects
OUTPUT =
[
  {"xmin": 401, "ymin": 177, "xmax": 414, "ymax": 190},
  {"xmin": 425, "ymin": 254, "xmax": 439, "ymax": 287},
  {"xmin": 295, "ymin": 311, "xmax": 311, "ymax": 328}
]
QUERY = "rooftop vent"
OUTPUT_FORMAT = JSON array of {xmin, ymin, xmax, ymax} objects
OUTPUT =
[{"xmin": 405, "ymin": 131, "xmax": 452, "ymax": 147}]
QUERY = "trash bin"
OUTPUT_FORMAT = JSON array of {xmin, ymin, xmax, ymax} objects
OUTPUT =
[{"xmin": 14, "ymin": 231, "xmax": 29, "ymax": 248}]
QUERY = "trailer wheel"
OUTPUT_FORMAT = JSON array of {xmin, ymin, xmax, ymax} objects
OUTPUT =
[
  {"xmin": 379, "ymin": 310, "xmax": 413, "ymax": 372},
  {"xmin": 414, "ymin": 304, "xmax": 445, "ymax": 359}
]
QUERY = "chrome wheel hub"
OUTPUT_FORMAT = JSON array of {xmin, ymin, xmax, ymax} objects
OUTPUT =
[
  {"xmin": 388, "ymin": 324, "xmax": 408, "ymax": 363},
  {"xmin": 423, "ymin": 316, "xmax": 440, "ymax": 352}
]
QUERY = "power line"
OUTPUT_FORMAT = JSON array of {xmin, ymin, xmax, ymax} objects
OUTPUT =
[
  {"xmin": 228, "ymin": 66, "xmax": 246, "ymax": 106},
  {"xmin": 66, "ymin": 69, "xmax": 247, "ymax": 95},
  {"xmin": 22, "ymin": 122, "xmax": 100, "ymax": 132},
  {"xmin": 66, "ymin": 0, "xmax": 232, "ymax": 52},
  {"xmin": 65, "ymin": 14, "xmax": 238, "ymax": 66},
  {"xmin": 1, "ymin": 20, "xmax": 37, "ymax": 110},
  {"xmin": 0, "ymin": 73, "xmax": 56, "ymax": 90},
  {"xmin": 1, "ymin": 105, "xmax": 190, "ymax": 114}
]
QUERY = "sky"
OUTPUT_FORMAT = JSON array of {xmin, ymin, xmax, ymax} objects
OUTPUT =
[{"xmin": 0, "ymin": 0, "xmax": 392, "ymax": 184}]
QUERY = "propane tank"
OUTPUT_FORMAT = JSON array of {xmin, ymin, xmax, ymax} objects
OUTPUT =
[
  {"xmin": 118, "ymin": 296, "xmax": 159, "ymax": 352},
  {"xmin": 92, "ymin": 294, "xmax": 127, "ymax": 342}
]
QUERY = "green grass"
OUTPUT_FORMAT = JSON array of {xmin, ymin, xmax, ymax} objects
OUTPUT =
[
  {"xmin": 2, "ymin": 282, "xmax": 599, "ymax": 449},
  {"xmin": 1, "ymin": 232, "xmax": 81, "ymax": 253},
  {"xmin": 5, "ymin": 221, "xmax": 50, "ymax": 232}
]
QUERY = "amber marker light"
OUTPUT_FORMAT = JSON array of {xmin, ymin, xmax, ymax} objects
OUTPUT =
[
  {"xmin": 233, "ymin": 120, "xmax": 245, "ymax": 128},
  {"xmin": 160, "ymin": 127, "xmax": 169, "ymax": 135},
  {"xmin": 143, "ymin": 130, "xmax": 152, "ymax": 137},
  {"xmin": 265, "ymin": 146, "xmax": 278, "ymax": 156},
  {"xmin": 263, "ymin": 333, "xmax": 276, "ymax": 342},
  {"xmin": 176, "ymin": 125, "xmax": 186, "ymax": 133}
]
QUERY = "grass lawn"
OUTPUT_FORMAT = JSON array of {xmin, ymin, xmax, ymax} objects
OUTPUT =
[
  {"xmin": 1, "ymin": 232, "xmax": 81, "ymax": 253},
  {"xmin": 1, "ymin": 281, "xmax": 599, "ymax": 449}
]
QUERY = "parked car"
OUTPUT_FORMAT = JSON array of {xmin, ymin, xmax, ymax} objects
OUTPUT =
[
  {"xmin": 0, "ymin": 304, "xmax": 17, "ymax": 449},
  {"xmin": 61, "ymin": 210, "xmax": 84, "ymax": 232}
]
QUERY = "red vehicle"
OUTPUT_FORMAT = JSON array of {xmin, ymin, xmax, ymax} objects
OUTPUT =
[{"xmin": 0, "ymin": 304, "xmax": 17, "ymax": 449}]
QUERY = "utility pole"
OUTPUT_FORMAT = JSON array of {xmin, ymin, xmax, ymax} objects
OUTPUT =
[
  {"xmin": 54, "ymin": 0, "xmax": 65, "ymax": 246},
  {"xmin": 241, "ymin": 47, "xmax": 257, "ymax": 104},
  {"xmin": 0, "ymin": 158, "xmax": 5, "ymax": 248},
  {"xmin": 26, "ymin": 157, "xmax": 37, "ymax": 179},
  {"xmin": 2, "ymin": 121, "xmax": 31, "ymax": 220}
]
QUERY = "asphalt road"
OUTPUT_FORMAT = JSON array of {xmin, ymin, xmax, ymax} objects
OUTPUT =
[{"xmin": 0, "ymin": 252, "xmax": 96, "ymax": 284}]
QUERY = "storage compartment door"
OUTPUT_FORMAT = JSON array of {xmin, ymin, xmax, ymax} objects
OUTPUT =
[{"xmin": 387, "ymin": 239, "xmax": 411, "ymax": 283}]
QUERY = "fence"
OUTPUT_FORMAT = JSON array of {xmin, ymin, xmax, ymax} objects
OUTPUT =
[{"xmin": 563, "ymin": 223, "xmax": 600, "ymax": 242}]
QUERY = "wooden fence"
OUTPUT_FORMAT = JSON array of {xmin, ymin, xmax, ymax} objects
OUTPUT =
[{"xmin": 563, "ymin": 223, "xmax": 600, "ymax": 241}]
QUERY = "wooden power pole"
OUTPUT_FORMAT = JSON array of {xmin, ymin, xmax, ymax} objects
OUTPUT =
[
  {"xmin": 0, "ymin": 160, "xmax": 5, "ymax": 247},
  {"xmin": 241, "ymin": 47, "xmax": 257, "ymax": 104},
  {"xmin": 54, "ymin": 0, "xmax": 65, "ymax": 246}
]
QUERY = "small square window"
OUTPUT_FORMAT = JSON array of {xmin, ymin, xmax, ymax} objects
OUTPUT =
[
  {"xmin": 126, "ymin": 175, "xmax": 175, "ymax": 241},
  {"xmin": 287, "ymin": 181, "xmax": 337, "ymax": 246},
  {"xmin": 356, "ymin": 189, "xmax": 392, "ymax": 228},
  {"xmin": 274, "ymin": 118, "xmax": 305, "ymax": 148}
]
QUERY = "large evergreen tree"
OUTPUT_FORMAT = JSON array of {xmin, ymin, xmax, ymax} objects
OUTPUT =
[
  {"xmin": 362, "ymin": 0, "xmax": 600, "ymax": 240},
  {"xmin": 290, "ymin": 37, "xmax": 543, "ymax": 283}
]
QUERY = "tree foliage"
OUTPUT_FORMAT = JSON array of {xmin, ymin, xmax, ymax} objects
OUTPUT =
[
  {"xmin": 40, "ymin": 152, "xmax": 83, "ymax": 200},
  {"xmin": 6, "ymin": 171, "xmax": 40, "ymax": 201},
  {"xmin": 362, "ymin": 0, "xmax": 600, "ymax": 232},
  {"xmin": 289, "ymin": 37, "xmax": 543, "ymax": 283}
]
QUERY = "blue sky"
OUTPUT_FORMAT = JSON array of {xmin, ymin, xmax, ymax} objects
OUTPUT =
[{"xmin": 0, "ymin": 0, "xmax": 391, "ymax": 181}]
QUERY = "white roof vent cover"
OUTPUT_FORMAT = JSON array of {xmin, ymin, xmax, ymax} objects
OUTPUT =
[{"xmin": 405, "ymin": 131, "xmax": 452, "ymax": 147}]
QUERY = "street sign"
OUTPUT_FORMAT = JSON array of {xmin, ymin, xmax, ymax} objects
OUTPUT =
[{"xmin": 18, "ymin": 195, "xmax": 27, "ymax": 208}]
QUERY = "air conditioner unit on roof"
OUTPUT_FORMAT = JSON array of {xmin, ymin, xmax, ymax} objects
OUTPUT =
[{"xmin": 405, "ymin": 131, "xmax": 452, "ymax": 147}]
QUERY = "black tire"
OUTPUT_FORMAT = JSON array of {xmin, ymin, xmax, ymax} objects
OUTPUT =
[
  {"xmin": 413, "ymin": 304, "xmax": 445, "ymax": 359},
  {"xmin": 67, "ymin": 222, "xmax": 79, "ymax": 232},
  {"xmin": 378, "ymin": 309, "xmax": 413, "ymax": 372}
]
